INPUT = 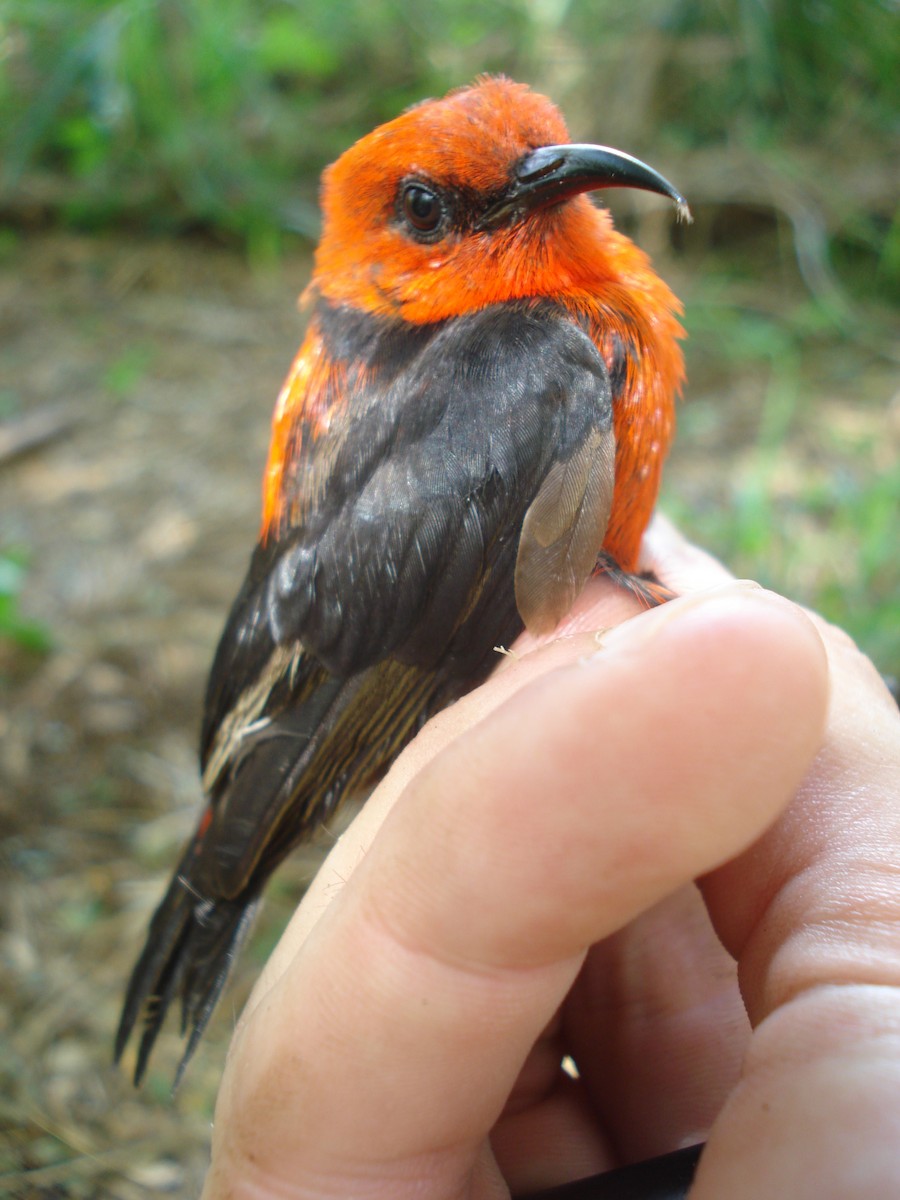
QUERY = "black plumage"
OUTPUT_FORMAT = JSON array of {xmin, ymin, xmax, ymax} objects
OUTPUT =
[{"xmin": 116, "ymin": 298, "xmax": 618, "ymax": 1084}]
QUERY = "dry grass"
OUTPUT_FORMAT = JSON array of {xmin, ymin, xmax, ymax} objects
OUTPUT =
[
  {"xmin": 1, "ymin": 235, "xmax": 315, "ymax": 1195},
  {"xmin": 1, "ymin": 227, "xmax": 895, "ymax": 1195}
]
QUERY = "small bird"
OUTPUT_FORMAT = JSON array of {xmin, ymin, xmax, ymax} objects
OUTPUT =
[{"xmin": 116, "ymin": 76, "xmax": 689, "ymax": 1085}]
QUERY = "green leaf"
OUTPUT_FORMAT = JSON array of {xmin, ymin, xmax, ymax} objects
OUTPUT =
[{"xmin": 256, "ymin": 14, "xmax": 341, "ymax": 79}]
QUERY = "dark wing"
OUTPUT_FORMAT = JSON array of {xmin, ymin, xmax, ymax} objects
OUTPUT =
[
  {"xmin": 198, "ymin": 299, "xmax": 615, "ymax": 895},
  {"xmin": 117, "ymin": 300, "xmax": 614, "ymax": 1082}
]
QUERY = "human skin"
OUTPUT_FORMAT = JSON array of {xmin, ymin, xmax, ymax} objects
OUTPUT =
[{"xmin": 201, "ymin": 517, "xmax": 900, "ymax": 1199}]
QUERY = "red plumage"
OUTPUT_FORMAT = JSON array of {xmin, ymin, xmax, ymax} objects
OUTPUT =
[{"xmin": 116, "ymin": 77, "xmax": 689, "ymax": 1084}]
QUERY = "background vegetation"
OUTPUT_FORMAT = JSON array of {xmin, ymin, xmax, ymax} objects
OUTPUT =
[
  {"xmin": 3, "ymin": 0, "xmax": 898, "ymax": 656},
  {"xmin": 2, "ymin": 1, "xmax": 897, "ymax": 270},
  {"xmin": 1, "ymin": 1, "xmax": 897, "ymax": 1194}
]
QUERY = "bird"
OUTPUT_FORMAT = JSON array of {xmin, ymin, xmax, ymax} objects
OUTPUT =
[{"xmin": 115, "ymin": 75, "xmax": 689, "ymax": 1086}]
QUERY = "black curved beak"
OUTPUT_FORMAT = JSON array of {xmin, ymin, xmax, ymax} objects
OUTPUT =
[{"xmin": 476, "ymin": 142, "xmax": 691, "ymax": 231}]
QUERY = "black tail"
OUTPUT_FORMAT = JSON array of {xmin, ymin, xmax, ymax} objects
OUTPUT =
[{"xmin": 114, "ymin": 842, "xmax": 259, "ymax": 1086}]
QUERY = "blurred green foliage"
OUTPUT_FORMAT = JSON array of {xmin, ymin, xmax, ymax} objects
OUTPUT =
[
  {"xmin": 0, "ymin": 549, "xmax": 52, "ymax": 653},
  {"xmin": 2, "ymin": 0, "xmax": 897, "ymax": 282},
  {"xmin": 0, "ymin": 0, "xmax": 897, "ymax": 663},
  {"xmin": 2, "ymin": 0, "xmax": 536, "ymax": 253},
  {"xmin": 668, "ymin": 279, "xmax": 899, "ymax": 670}
]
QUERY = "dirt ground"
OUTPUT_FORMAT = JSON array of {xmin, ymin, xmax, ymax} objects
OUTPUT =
[
  {"xmin": 1, "ymin": 234, "xmax": 328, "ymax": 1196},
  {"xmin": 0, "ymin": 231, "xmax": 895, "ymax": 1196}
]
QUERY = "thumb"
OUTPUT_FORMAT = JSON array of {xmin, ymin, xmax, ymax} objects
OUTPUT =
[{"xmin": 203, "ymin": 586, "xmax": 827, "ymax": 1199}]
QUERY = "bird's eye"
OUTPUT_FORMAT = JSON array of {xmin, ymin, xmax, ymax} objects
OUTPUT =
[{"xmin": 400, "ymin": 184, "xmax": 445, "ymax": 236}]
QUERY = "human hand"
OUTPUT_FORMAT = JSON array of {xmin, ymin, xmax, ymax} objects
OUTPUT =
[{"xmin": 201, "ymin": 517, "xmax": 900, "ymax": 1199}]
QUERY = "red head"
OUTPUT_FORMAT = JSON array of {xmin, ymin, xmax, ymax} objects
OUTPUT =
[
  {"xmin": 311, "ymin": 76, "xmax": 688, "ymax": 325},
  {"xmin": 267, "ymin": 78, "xmax": 688, "ymax": 568}
]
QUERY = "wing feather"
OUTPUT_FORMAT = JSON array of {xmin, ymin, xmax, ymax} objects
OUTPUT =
[
  {"xmin": 117, "ymin": 298, "xmax": 621, "ymax": 1078},
  {"xmin": 515, "ymin": 426, "xmax": 616, "ymax": 633}
]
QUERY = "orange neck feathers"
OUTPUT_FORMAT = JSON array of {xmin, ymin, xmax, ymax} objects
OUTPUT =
[{"xmin": 262, "ymin": 77, "xmax": 685, "ymax": 571}]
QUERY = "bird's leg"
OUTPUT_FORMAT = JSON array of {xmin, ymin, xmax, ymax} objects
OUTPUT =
[{"xmin": 593, "ymin": 550, "xmax": 677, "ymax": 608}]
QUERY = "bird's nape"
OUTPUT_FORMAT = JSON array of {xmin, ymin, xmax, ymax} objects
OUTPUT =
[{"xmin": 116, "ymin": 75, "xmax": 688, "ymax": 1084}]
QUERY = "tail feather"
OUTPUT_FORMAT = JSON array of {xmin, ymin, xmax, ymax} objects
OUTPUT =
[
  {"xmin": 174, "ymin": 899, "xmax": 259, "ymax": 1088},
  {"xmin": 115, "ymin": 843, "xmax": 258, "ymax": 1086},
  {"xmin": 117, "ymin": 663, "xmax": 454, "ymax": 1085}
]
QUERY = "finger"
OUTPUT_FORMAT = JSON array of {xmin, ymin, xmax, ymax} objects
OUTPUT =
[
  {"xmin": 694, "ymin": 616, "xmax": 900, "ymax": 1197},
  {"xmin": 203, "ymin": 587, "xmax": 827, "ymax": 1199},
  {"xmin": 247, "ymin": 524, "xmax": 734, "ymax": 1009},
  {"xmin": 492, "ymin": 886, "xmax": 749, "ymax": 1186},
  {"xmin": 640, "ymin": 513, "xmax": 736, "ymax": 592},
  {"xmin": 244, "ymin": 624, "xmax": 618, "ymax": 1016},
  {"xmin": 560, "ymin": 884, "xmax": 749, "ymax": 1162},
  {"xmin": 245, "ymin": 568, "xmax": 663, "ymax": 1016},
  {"xmin": 247, "ymin": 522, "xmax": 734, "ymax": 1008}
]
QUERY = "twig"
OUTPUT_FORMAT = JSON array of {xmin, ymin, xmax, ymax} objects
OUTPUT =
[{"xmin": 0, "ymin": 406, "xmax": 77, "ymax": 465}]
